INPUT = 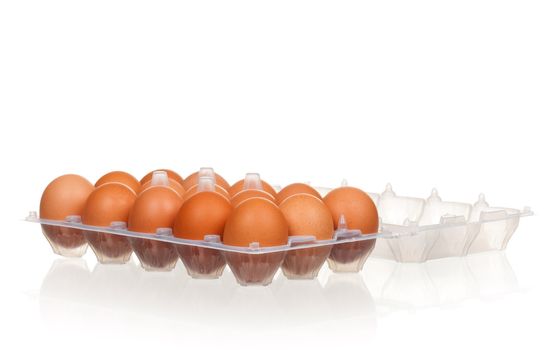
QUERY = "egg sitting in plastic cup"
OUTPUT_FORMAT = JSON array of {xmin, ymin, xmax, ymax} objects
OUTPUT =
[
  {"xmin": 279, "ymin": 192, "xmax": 334, "ymax": 279},
  {"xmin": 81, "ymin": 182, "xmax": 136, "ymax": 264},
  {"xmin": 223, "ymin": 174, "xmax": 288, "ymax": 286},
  {"xmin": 323, "ymin": 185, "xmax": 379, "ymax": 272},
  {"xmin": 39, "ymin": 174, "xmax": 95, "ymax": 257},
  {"xmin": 127, "ymin": 171, "xmax": 182, "ymax": 271},
  {"xmin": 173, "ymin": 176, "xmax": 231, "ymax": 279}
]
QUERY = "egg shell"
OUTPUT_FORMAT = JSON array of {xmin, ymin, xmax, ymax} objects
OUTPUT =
[
  {"xmin": 128, "ymin": 186, "xmax": 183, "ymax": 233},
  {"xmin": 223, "ymin": 197, "xmax": 288, "ymax": 247},
  {"xmin": 228, "ymin": 178, "xmax": 277, "ymax": 198},
  {"xmin": 40, "ymin": 174, "xmax": 94, "ymax": 220},
  {"xmin": 323, "ymin": 186, "xmax": 379, "ymax": 234},
  {"xmin": 82, "ymin": 183, "xmax": 137, "ymax": 226},
  {"xmin": 140, "ymin": 169, "xmax": 182, "ymax": 185},
  {"xmin": 182, "ymin": 171, "xmax": 230, "ymax": 191},
  {"xmin": 139, "ymin": 178, "xmax": 186, "ymax": 198},
  {"xmin": 230, "ymin": 189, "xmax": 275, "ymax": 207},
  {"xmin": 276, "ymin": 183, "xmax": 322, "ymax": 204},
  {"xmin": 279, "ymin": 194, "xmax": 334, "ymax": 240},
  {"xmin": 173, "ymin": 191, "xmax": 232, "ymax": 240},
  {"xmin": 95, "ymin": 171, "xmax": 141, "ymax": 194},
  {"xmin": 182, "ymin": 183, "xmax": 229, "ymax": 201}
]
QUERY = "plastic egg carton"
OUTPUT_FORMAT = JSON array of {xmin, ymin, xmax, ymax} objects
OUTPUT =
[{"xmin": 26, "ymin": 184, "xmax": 532, "ymax": 286}]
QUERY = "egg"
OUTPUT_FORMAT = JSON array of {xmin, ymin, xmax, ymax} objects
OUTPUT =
[
  {"xmin": 173, "ymin": 191, "xmax": 231, "ymax": 278},
  {"xmin": 127, "ymin": 186, "xmax": 182, "ymax": 270},
  {"xmin": 39, "ymin": 174, "xmax": 94, "ymax": 256},
  {"xmin": 279, "ymin": 194, "xmax": 334, "ymax": 279},
  {"xmin": 95, "ymin": 171, "xmax": 141, "ymax": 194},
  {"xmin": 276, "ymin": 183, "xmax": 322, "ymax": 204},
  {"xmin": 173, "ymin": 192, "xmax": 232, "ymax": 240},
  {"xmin": 182, "ymin": 183, "xmax": 229, "ymax": 201},
  {"xmin": 323, "ymin": 186, "xmax": 379, "ymax": 234},
  {"xmin": 182, "ymin": 169, "xmax": 230, "ymax": 192},
  {"xmin": 140, "ymin": 177, "xmax": 186, "ymax": 198},
  {"xmin": 223, "ymin": 197, "xmax": 288, "ymax": 247},
  {"xmin": 128, "ymin": 186, "xmax": 183, "ymax": 233},
  {"xmin": 228, "ymin": 178, "xmax": 277, "ymax": 198},
  {"xmin": 82, "ymin": 183, "xmax": 136, "ymax": 226},
  {"xmin": 279, "ymin": 194, "xmax": 333, "ymax": 239},
  {"xmin": 223, "ymin": 197, "xmax": 288, "ymax": 285},
  {"xmin": 230, "ymin": 189, "xmax": 275, "ymax": 207},
  {"xmin": 140, "ymin": 169, "xmax": 182, "ymax": 185},
  {"xmin": 40, "ymin": 174, "xmax": 94, "ymax": 220},
  {"xmin": 82, "ymin": 183, "xmax": 136, "ymax": 263}
]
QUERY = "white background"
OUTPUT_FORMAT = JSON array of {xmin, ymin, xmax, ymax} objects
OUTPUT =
[{"xmin": 1, "ymin": 1, "xmax": 554, "ymax": 349}]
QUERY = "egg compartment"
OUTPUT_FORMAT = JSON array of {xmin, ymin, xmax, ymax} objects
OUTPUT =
[
  {"xmin": 175, "ymin": 235, "xmax": 226, "ymax": 279},
  {"xmin": 129, "ymin": 230, "xmax": 179, "ymax": 272},
  {"xmin": 281, "ymin": 236, "xmax": 333, "ymax": 279},
  {"xmin": 41, "ymin": 215, "xmax": 88, "ymax": 258},
  {"xmin": 84, "ymin": 221, "xmax": 133, "ymax": 264}
]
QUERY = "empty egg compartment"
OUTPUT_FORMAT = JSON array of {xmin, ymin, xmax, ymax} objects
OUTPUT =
[{"xmin": 359, "ymin": 184, "xmax": 532, "ymax": 263}]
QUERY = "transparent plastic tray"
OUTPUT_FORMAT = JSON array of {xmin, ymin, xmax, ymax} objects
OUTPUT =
[{"xmin": 27, "ymin": 184, "xmax": 532, "ymax": 286}]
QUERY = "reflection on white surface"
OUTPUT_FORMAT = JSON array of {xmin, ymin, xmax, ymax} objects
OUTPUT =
[
  {"xmin": 39, "ymin": 251, "xmax": 518, "ymax": 335},
  {"xmin": 363, "ymin": 251, "xmax": 519, "ymax": 314}
]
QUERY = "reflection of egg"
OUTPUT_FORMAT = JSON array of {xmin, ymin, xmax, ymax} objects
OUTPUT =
[
  {"xmin": 323, "ymin": 186, "xmax": 379, "ymax": 234},
  {"xmin": 82, "ymin": 183, "xmax": 137, "ymax": 226},
  {"xmin": 182, "ymin": 183, "xmax": 229, "ymax": 201},
  {"xmin": 279, "ymin": 194, "xmax": 334, "ymax": 240},
  {"xmin": 230, "ymin": 189, "xmax": 275, "ymax": 207},
  {"xmin": 40, "ymin": 174, "xmax": 94, "ymax": 220},
  {"xmin": 173, "ymin": 192, "xmax": 232, "ymax": 240},
  {"xmin": 95, "ymin": 171, "xmax": 140, "ymax": 194},
  {"xmin": 140, "ymin": 169, "xmax": 182, "ymax": 185},
  {"xmin": 182, "ymin": 171, "xmax": 230, "ymax": 192},
  {"xmin": 139, "ymin": 178, "xmax": 186, "ymax": 198},
  {"xmin": 128, "ymin": 187, "xmax": 183, "ymax": 233},
  {"xmin": 229, "ymin": 178, "xmax": 277, "ymax": 198},
  {"xmin": 276, "ymin": 183, "xmax": 322, "ymax": 204},
  {"xmin": 223, "ymin": 198, "xmax": 288, "ymax": 247}
]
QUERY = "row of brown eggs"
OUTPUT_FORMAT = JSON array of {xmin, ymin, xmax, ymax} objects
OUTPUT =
[{"xmin": 39, "ymin": 169, "xmax": 379, "ymax": 250}]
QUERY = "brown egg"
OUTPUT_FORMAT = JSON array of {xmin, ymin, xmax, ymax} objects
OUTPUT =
[
  {"xmin": 223, "ymin": 198, "xmax": 288, "ymax": 247},
  {"xmin": 173, "ymin": 192, "xmax": 232, "ymax": 240},
  {"xmin": 276, "ymin": 183, "xmax": 322, "ymax": 204},
  {"xmin": 82, "ymin": 183, "xmax": 137, "ymax": 226},
  {"xmin": 323, "ymin": 186, "xmax": 379, "ymax": 234},
  {"xmin": 230, "ymin": 189, "xmax": 275, "ymax": 207},
  {"xmin": 182, "ymin": 183, "xmax": 229, "ymax": 201},
  {"xmin": 95, "ymin": 171, "xmax": 141, "ymax": 194},
  {"xmin": 279, "ymin": 194, "xmax": 334, "ymax": 240},
  {"xmin": 140, "ymin": 169, "xmax": 182, "ymax": 185},
  {"xmin": 128, "ymin": 186, "xmax": 183, "ymax": 233},
  {"xmin": 81, "ymin": 183, "xmax": 136, "ymax": 263},
  {"xmin": 140, "ymin": 178, "xmax": 186, "ymax": 198},
  {"xmin": 40, "ymin": 174, "xmax": 94, "ymax": 220},
  {"xmin": 229, "ymin": 178, "xmax": 277, "ymax": 198},
  {"xmin": 182, "ymin": 170, "xmax": 230, "ymax": 192}
]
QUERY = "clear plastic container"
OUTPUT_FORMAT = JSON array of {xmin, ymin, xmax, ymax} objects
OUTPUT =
[{"xmin": 27, "ymin": 183, "xmax": 532, "ymax": 286}]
